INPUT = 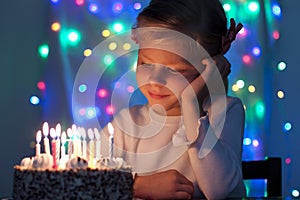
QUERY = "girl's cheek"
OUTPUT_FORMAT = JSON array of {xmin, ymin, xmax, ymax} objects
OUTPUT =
[
  {"xmin": 136, "ymin": 68, "xmax": 151, "ymax": 87},
  {"xmin": 164, "ymin": 77, "xmax": 189, "ymax": 97}
]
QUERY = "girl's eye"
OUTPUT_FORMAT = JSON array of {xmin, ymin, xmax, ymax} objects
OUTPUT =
[
  {"xmin": 166, "ymin": 67, "xmax": 181, "ymax": 74},
  {"xmin": 141, "ymin": 62, "xmax": 153, "ymax": 68}
]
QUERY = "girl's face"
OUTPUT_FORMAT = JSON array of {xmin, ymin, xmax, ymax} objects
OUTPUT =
[{"xmin": 136, "ymin": 48, "xmax": 199, "ymax": 116}]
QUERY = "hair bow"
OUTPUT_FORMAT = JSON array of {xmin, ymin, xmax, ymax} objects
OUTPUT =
[{"xmin": 221, "ymin": 18, "xmax": 243, "ymax": 54}]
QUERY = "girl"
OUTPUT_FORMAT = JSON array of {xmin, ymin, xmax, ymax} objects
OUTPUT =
[{"xmin": 101, "ymin": 0, "xmax": 245, "ymax": 199}]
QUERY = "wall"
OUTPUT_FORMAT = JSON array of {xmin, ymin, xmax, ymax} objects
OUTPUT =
[{"xmin": 0, "ymin": 1, "xmax": 47, "ymax": 197}]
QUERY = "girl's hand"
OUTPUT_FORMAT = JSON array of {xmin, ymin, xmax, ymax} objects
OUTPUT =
[
  {"xmin": 181, "ymin": 55, "xmax": 231, "ymax": 103},
  {"xmin": 134, "ymin": 169, "xmax": 194, "ymax": 200},
  {"xmin": 180, "ymin": 55, "xmax": 231, "ymax": 142}
]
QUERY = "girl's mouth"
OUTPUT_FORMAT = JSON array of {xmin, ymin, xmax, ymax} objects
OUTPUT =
[{"xmin": 148, "ymin": 91, "xmax": 169, "ymax": 99}]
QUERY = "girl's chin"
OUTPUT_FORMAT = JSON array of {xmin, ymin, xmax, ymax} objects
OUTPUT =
[{"xmin": 148, "ymin": 104, "xmax": 181, "ymax": 116}]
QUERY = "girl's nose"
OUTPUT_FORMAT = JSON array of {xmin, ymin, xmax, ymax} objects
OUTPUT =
[{"xmin": 148, "ymin": 65, "xmax": 167, "ymax": 85}]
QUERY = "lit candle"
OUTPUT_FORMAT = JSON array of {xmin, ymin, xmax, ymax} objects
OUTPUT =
[
  {"xmin": 55, "ymin": 123, "xmax": 61, "ymax": 162},
  {"xmin": 87, "ymin": 128, "xmax": 94, "ymax": 167},
  {"xmin": 94, "ymin": 128, "xmax": 101, "ymax": 160},
  {"xmin": 61, "ymin": 131, "xmax": 66, "ymax": 159},
  {"xmin": 108, "ymin": 122, "xmax": 114, "ymax": 159},
  {"xmin": 50, "ymin": 128, "xmax": 57, "ymax": 169},
  {"xmin": 81, "ymin": 128, "xmax": 87, "ymax": 159},
  {"xmin": 72, "ymin": 124, "xmax": 78, "ymax": 156},
  {"xmin": 36, "ymin": 130, "xmax": 42, "ymax": 156},
  {"xmin": 76, "ymin": 127, "xmax": 82, "ymax": 157},
  {"xmin": 42, "ymin": 122, "xmax": 51, "ymax": 155},
  {"xmin": 67, "ymin": 128, "xmax": 73, "ymax": 156}
]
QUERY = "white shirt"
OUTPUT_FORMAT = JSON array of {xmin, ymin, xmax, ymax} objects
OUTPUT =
[{"xmin": 100, "ymin": 96, "xmax": 246, "ymax": 199}]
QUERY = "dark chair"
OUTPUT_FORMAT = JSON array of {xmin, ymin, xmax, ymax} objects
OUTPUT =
[{"xmin": 242, "ymin": 157, "xmax": 282, "ymax": 197}]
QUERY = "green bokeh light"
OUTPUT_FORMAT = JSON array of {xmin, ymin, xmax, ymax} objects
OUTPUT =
[
  {"xmin": 255, "ymin": 100, "xmax": 265, "ymax": 119},
  {"xmin": 60, "ymin": 28, "xmax": 82, "ymax": 47},
  {"xmin": 38, "ymin": 44, "xmax": 49, "ymax": 59}
]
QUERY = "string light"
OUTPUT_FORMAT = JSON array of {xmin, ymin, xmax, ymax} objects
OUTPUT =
[
  {"xmin": 277, "ymin": 90, "xmax": 285, "ymax": 99},
  {"xmin": 37, "ymin": 81, "xmax": 46, "ymax": 91},
  {"xmin": 133, "ymin": 2, "xmax": 142, "ymax": 10},
  {"xmin": 98, "ymin": 89, "xmax": 108, "ymax": 98},
  {"xmin": 277, "ymin": 61, "xmax": 286, "ymax": 71},
  {"xmin": 30, "ymin": 96, "xmax": 40, "ymax": 105},
  {"xmin": 83, "ymin": 49, "xmax": 92, "ymax": 57},
  {"xmin": 102, "ymin": 30, "xmax": 111, "ymax": 37},
  {"xmin": 51, "ymin": 22, "xmax": 61, "ymax": 32},
  {"xmin": 78, "ymin": 84, "xmax": 87, "ymax": 93},
  {"xmin": 38, "ymin": 44, "xmax": 49, "ymax": 59}
]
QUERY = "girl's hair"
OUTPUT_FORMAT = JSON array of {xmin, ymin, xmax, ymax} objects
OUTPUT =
[{"xmin": 137, "ymin": 0, "xmax": 228, "ymax": 56}]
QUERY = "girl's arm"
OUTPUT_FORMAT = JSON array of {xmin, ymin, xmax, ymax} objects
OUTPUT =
[{"xmin": 188, "ymin": 97, "xmax": 245, "ymax": 199}]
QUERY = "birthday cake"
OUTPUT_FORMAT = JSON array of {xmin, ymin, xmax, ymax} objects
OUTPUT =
[{"xmin": 12, "ymin": 123, "xmax": 134, "ymax": 200}]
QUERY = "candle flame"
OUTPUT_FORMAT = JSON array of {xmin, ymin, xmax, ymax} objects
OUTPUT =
[
  {"xmin": 50, "ymin": 128, "xmax": 56, "ymax": 139},
  {"xmin": 108, "ymin": 122, "xmax": 114, "ymax": 135},
  {"xmin": 80, "ymin": 127, "xmax": 86, "ymax": 139},
  {"xmin": 61, "ymin": 131, "xmax": 67, "ymax": 144},
  {"xmin": 43, "ymin": 122, "xmax": 49, "ymax": 136},
  {"xmin": 36, "ymin": 130, "xmax": 42, "ymax": 143},
  {"xmin": 94, "ymin": 128, "xmax": 100, "ymax": 140},
  {"xmin": 55, "ymin": 123, "xmax": 61, "ymax": 137},
  {"xmin": 87, "ymin": 128, "xmax": 94, "ymax": 140},
  {"xmin": 67, "ymin": 128, "xmax": 73, "ymax": 138}
]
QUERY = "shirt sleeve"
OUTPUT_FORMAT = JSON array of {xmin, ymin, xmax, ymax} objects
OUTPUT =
[{"xmin": 188, "ymin": 97, "xmax": 245, "ymax": 199}]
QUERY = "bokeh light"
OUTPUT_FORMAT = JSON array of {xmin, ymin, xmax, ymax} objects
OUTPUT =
[
  {"xmin": 123, "ymin": 43, "xmax": 132, "ymax": 51},
  {"xmin": 277, "ymin": 90, "xmax": 285, "ymax": 99},
  {"xmin": 50, "ymin": 0, "xmax": 60, "ymax": 4},
  {"xmin": 51, "ymin": 22, "xmax": 61, "ymax": 32},
  {"xmin": 242, "ymin": 54, "xmax": 252, "ymax": 65},
  {"xmin": 252, "ymin": 46, "xmax": 261, "ymax": 57},
  {"xmin": 108, "ymin": 42, "xmax": 118, "ymax": 51},
  {"xmin": 112, "ymin": 22, "xmax": 124, "ymax": 33},
  {"xmin": 89, "ymin": 3, "xmax": 99, "ymax": 14},
  {"xmin": 236, "ymin": 80, "xmax": 245, "ymax": 89},
  {"xmin": 83, "ymin": 49, "xmax": 92, "ymax": 57},
  {"xmin": 103, "ymin": 54, "xmax": 114, "ymax": 66},
  {"xmin": 272, "ymin": 4, "xmax": 282, "ymax": 17},
  {"xmin": 38, "ymin": 44, "xmax": 49, "ymax": 59},
  {"xmin": 255, "ymin": 101, "xmax": 265, "ymax": 119},
  {"xmin": 106, "ymin": 105, "xmax": 115, "ymax": 115},
  {"xmin": 292, "ymin": 190, "xmax": 300, "ymax": 198},
  {"xmin": 277, "ymin": 61, "xmax": 286, "ymax": 71},
  {"xmin": 30, "ymin": 96, "xmax": 40, "ymax": 105},
  {"xmin": 283, "ymin": 122, "xmax": 292, "ymax": 132},
  {"xmin": 285, "ymin": 157, "xmax": 292, "ymax": 165},
  {"xmin": 133, "ymin": 2, "xmax": 142, "ymax": 10},
  {"xmin": 243, "ymin": 138, "xmax": 252, "ymax": 145},
  {"xmin": 113, "ymin": 2, "xmax": 123, "ymax": 13},
  {"xmin": 102, "ymin": 29, "xmax": 111, "ymax": 37},
  {"xmin": 98, "ymin": 88, "xmax": 108, "ymax": 98},
  {"xmin": 273, "ymin": 30, "xmax": 280, "ymax": 40},
  {"xmin": 75, "ymin": 0, "xmax": 85, "ymax": 6},
  {"xmin": 78, "ymin": 84, "xmax": 87, "ymax": 93},
  {"xmin": 248, "ymin": 85, "xmax": 256, "ymax": 93},
  {"xmin": 37, "ymin": 81, "xmax": 46, "ymax": 91},
  {"xmin": 252, "ymin": 139, "xmax": 259, "ymax": 147}
]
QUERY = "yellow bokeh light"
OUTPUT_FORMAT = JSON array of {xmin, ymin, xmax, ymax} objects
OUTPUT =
[
  {"xmin": 102, "ymin": 29, "xmax": 111, "ymax": 37},
  {"xmin": 83, "ymin": 49, "xmax": 92, "ymax": 57},
  {"xmin": 123, "ymin": 43, "xmax": 131, "ymax": 51},
  {"xmin": 108, "ymin": 42, "xmax": 118, "ymax": 51},
  {"xmin": 248, "ymin": 85, "xmax": 256, "ymax": 93},
  {"xmin": 232, "ymin": 84, "xmax": 239, "ymax": 92},
  {"xmin": 51, "ymin": 22, "xmax": 61, "ymax": 32},
  {"xmin": 277, "ymin": 90, "xmax": 285, "ymax": 98}
]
